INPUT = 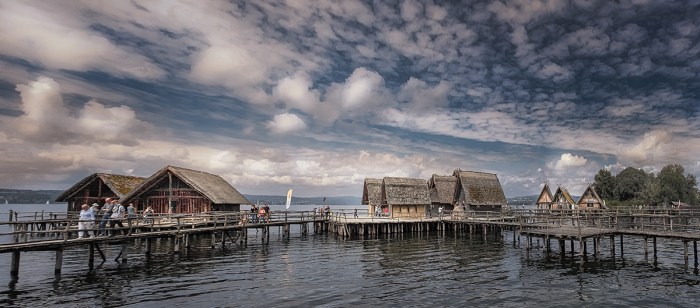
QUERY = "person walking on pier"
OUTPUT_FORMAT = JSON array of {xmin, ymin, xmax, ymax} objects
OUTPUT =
[
  {"xmin": 251, "ymin": 204, "xmax": 258, "ymax": 223},
  {"xmin": 78, "ymin": 204, "xmax": 95, "ymax": 238},
  {"xmin": 98, "ymin": 198, "xmax": 113, "ymax": 236},
  {"xmin": 109, "ymin": 199, "xmax": 126, "ymax": 236},
  {"xmin": 263, "ymin": 203, "xmax": 270, "ymax": 222},
  {"xmin": 142, "ymin": 206, "xmax": 154, "ymax": 225},
  {"xmin": 126, "ymin": 203, "xmax": 136, "ymax": 235}
]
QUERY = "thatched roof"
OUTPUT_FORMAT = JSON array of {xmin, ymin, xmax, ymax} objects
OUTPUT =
[
  {"xmin": 577, "ymin": 184, "xmax": 607, "ymax": 209},
  {"xmin": 536, "ymin": 183, "xmax": 553, "ymax": 205},
  {"xmin": 56, "ymin": 173, "xmax": 146, "ymax": 201},
  {"xmin": 381, "ymin": 177, "xmax": 430, "ymax": 206},
  {"xmin": 453, "ymin": 170, "xmax": 507, "ymax": 206},
  {"xmin": 362, "ymin": 178, "xmax": 383, "ymax": 205},
  {"xmin": 122, "ymin": 165, "xmax": 251, "ymax": 205},
  {"xmin": 429, "ymin": 174, "xmax": 458, "ymax": 205},
  {"xmin": 552, "ymin": 186, "xmax": 576, "ymax": 206}
]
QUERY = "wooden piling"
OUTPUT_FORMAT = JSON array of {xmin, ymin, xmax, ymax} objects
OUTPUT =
[
  {"xmin": 11, "ymin": 251, "xmax": 20, "ymax": 278},
  {"xmin": 55, "ymin": 249, "xmax": 63, "ymax": 275}
]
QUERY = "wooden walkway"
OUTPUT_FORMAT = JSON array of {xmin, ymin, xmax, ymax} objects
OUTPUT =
[
  {"xmin": 3, "ymin": 207, "xmax": 700, "ymax": 278},
  {"xmin": 0, "ymin": 211, "xmax": 327, "ymax": 278}
]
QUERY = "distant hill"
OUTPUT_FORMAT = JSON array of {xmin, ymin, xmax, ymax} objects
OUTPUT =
[
  {"xmin": 243, "ymin": 194, "xmax": 361, "ymax": 206},
  {"xmin": 506, "ymin": 194, "xmax": 581, "ymax": 206},
  {"xmin": 0, "ymin": 188, "xmax": 63, "ymax": 204}
]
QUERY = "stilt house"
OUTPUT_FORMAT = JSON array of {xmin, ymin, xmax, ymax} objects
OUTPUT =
[
  {"xmin": 551, "ymin": 186, "xmax": 576, "ymax": 210},
  {"xmin": 576, "ymin": 184, "xmax": 607, "ymax": 210},
  {"xmin": 535, "ymin": 183, "xmax": 553, "ymax": 209},
  {"xmin": 453, "ymin": 170, "xmax": 507, "ymax": 211},
  {"xmin": 362, "ymin": 178, "xmax": 383, "ymax": 215},
  {"xmin": 428, "ymin": 174, "xmax": 458, "ymax": 215},
  {"xmin": 121, "ymin": 165, "xmax": 251, "ymax": 214},
  {"xmin": 381, "ymin": 177, "xmax": 430, "ymax": 218},
  {"xmin": 55, "ymin": 173, "xmax": 146, "ymax": 212}
]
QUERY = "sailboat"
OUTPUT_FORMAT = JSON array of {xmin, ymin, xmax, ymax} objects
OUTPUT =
[
  {"xmin": 4, "ymin": 200, "xmax": 7, "ymax": 204},
  {"xmin": 45, "ymin": 200, "xmax": 49, "ymax": 204},
  {"xmin": 285, "ymin": 189, "xmax": 293, "ymax": 210}
]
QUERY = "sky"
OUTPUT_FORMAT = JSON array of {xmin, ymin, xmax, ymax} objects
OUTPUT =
[{"xmin": 0, "ymin": 0, "xmax": 699, "ymax": 198}]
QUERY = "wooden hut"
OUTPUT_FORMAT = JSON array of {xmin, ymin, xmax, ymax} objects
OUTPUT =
[
  {"xmin": 535, "ymin": 183, "xmax": 553, "ymax": 209},
  {"xmin": 121, "ymin": 165, "xmax": 251, "ymax": 214},
  {"xmin": 56, "ymin": 173, "xmax": 146, "ymax": 212},
  {"xmin": 362, "ymin": 178, "xmax": 383, "ymax": 215},
  {"xmin": 453, "ymin": 170, "xmax": 507, "ymax": 211},
  {"xmin": 428, "ymin": 174, "xmax": 458, "ymax": 216},
  {"xmin": 576, "ymin": 184, "xmax": 607, "ymax": 210},
  {"xmin": 551, "ymin": 186, "xmax": 576, "ymax": 210},
  {"xmin": 381, "ymin": 177, "xmax": 430, "ymax": 218}
]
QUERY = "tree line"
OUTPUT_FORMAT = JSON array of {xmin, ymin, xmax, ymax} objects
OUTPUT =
[{"xmin": 593, "ymin": 164, "xmax": 699, "ymax": 207}]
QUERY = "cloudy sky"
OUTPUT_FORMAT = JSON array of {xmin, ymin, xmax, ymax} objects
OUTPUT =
[{"xmin": 0, "ymin": 0, "xmax": 699, "ymax": 198}]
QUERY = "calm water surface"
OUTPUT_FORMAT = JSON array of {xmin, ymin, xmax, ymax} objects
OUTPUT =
[{"xmin": 1, "ymin": 204, "xmax": 699, "ymax": 307}]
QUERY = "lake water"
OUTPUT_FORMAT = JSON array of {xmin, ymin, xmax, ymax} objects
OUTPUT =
[{"xmin": 1, "ymin": 204, "xmax": 699, "ymax": 307}]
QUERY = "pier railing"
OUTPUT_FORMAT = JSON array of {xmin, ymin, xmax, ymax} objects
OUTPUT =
[{"xmin": 0, "ymin": 210, "xmax": 324, "ymax": 244}]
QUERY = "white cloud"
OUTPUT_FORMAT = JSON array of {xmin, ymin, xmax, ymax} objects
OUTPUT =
[
  {"xmin": 267, "ymin": 113, "xmax": 307, "ymax": 134},
  {"xmin": 550, "ymin": 153, "xmax": 588, "ymax": 171},
  {"xmin": 619, "ymin": 130, "xmax": 671, "ymax": 163},
  {"xmin": 0, "ymin": 2, "xmax": 164, "ymax": 79},
  {"xmin": 397, "ymin": 77, "xmax": 451, "ymax": 112},
  {"xmin": 272, "ymin": 72, "xmax": 321, "ymax": 113},
  {"xmin": 7, "ymin": 77, "xmax": 150, "ymax": 145}
]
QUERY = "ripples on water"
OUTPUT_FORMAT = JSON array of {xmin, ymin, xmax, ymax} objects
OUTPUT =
[{"xmin": 2, "ymin": 211, "xmax": 700, "ymax": 306}]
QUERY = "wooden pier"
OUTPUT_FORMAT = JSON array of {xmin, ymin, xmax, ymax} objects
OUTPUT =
[
  {"xmin": 3, "ymin": 207, "xmax": 700, "ymax": 279},
  {"xmin": 0, "ymin": 210, "xmax": 327, "ymax": 279},
  {"xmin": 327, "ymin": 208, "xmax": 700, "ymax": 270}
]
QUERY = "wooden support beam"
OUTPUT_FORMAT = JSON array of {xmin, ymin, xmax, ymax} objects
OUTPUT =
[
  {"xmin": 88, "ymin": 244, "xmax": 95, "ymax": 270},
  {"xmin": 11, "ymin": 251, "xmax": 20, "ymax": 278},
  {"xmin": 55, "ymin": 249, "xmax": 63, "ymax": 275},
  {"xmin": 620, "ymin": 235, "xmax": 624, "ymax": 257},
  {"xmin": 684, "ymin": 240, "xmax": 689, "ymax": 268}
]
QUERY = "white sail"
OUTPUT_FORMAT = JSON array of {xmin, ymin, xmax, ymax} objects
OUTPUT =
[{"xmin": 285, "ymin": 189, "xmax": 293, "ymax": 210}]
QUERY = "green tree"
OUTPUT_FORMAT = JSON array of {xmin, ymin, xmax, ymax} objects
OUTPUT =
[
  {"xmin": 614, "ymin": 167, "xmax": 648, "ymax": 202},
  {"xmin": 685, "ymin": 173, "xmax": 698, "ymax": 205},
  {"xmin": 657, "ymin": 164, "xmax": 687, "ymax": 205},
  {"xmin": 593, "ymin": 169, "xmax": 616, "ymax": 200}
]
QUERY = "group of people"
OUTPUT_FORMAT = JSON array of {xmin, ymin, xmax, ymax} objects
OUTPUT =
[
  {"xmin": 314, "ymin": 205, "xmax": 331, "ymax": 219},
  {"xmin": 249, "ymin": 203, "xmax": 271, "ymax": 223},
  {"xmin": 78, "ymin": 197, "xmax": 155, "ymax": 238}
]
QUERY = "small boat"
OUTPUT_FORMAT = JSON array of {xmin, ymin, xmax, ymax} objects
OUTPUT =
[{"xmin": 45, "ymin": 200, "xmax": 49, "ymax": 204}]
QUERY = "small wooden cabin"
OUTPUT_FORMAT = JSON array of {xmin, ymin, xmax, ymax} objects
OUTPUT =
[
  {"xmin": 381, "ymin": 177, "xmax": 430, "ymax": 218},
  {"xmin": 121, "ymin": 165, "xmax": 251, "ymax": 214},
  {"xmin": 362, "ymin": 178, "xmax": 383, "ymax": 215},
  {"xmin": 535, "ymin": 183, "xmax": 553, "ymax": 209},
  {"xmin": 428, "ymin": 174, "xmax": 458, "ymax": 215},
  {"xmin": 576, "ymin": 184, "xmax": 607, "ymax": 210},
  {"xmin": 551, "ymin": 186, "xmax": 576, "ymax": 210},
  {"xmin": 453, "ymin": 170, "xmax": 507, "ymax": 211},
  {"xmin": 55, "ymin": 173, "xmax": 146, "ymax": 212}
]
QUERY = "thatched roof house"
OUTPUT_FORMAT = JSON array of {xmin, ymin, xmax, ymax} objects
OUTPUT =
[
  {"xmin": 122, "ymin": 165, "xmax": 251, "ymax": 214},
  {"xmin": 429, "ymin": 175, "xmax": 458, "ymax": 207},
  {"xmin": 362, "ymin": 178, "xmax": 383, "ymax": 214},
  {"xmin": 535, "ymin": 183, "xmax": 553, "ymax": 209},
  {"xmin": 56, "ymin": 173, "xmax": 146, "ymax": 212},
  {"xmin": 381, "ymin": 177, "xmax": 430, "ymax": 218},
  {"xmin": 453, "ymin": 170, "xmax": 507, "ymax": 211},
  {"xmin": 551, "ymin": 186, "xmax": 576, "ymax": 210},
  {"xmin": 577, "ymin": 184, "xmax": 607, "ymax": 210}
]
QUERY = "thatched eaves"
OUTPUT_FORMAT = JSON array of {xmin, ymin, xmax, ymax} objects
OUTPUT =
[
  {"xmin": 362, "ymin": 178, "xmax": 383, "ymax": 205},
  {"xmin": 56, "ymin": 173, "xmax": 146, "ymax": 202},
  {"xmin": 123, "ymin": 165, "xmax": 251, "ymax": 205},
  {"xmin": 429, "ymin": 174, "xmax": 458, "ymax": 205},
  {"xmin": 382, "ymin": 177, "xmax": 430, "ymax": 206},
  {"xmin": 453, "ymin": 170, "xmax": 507, "ymax": 206}
]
